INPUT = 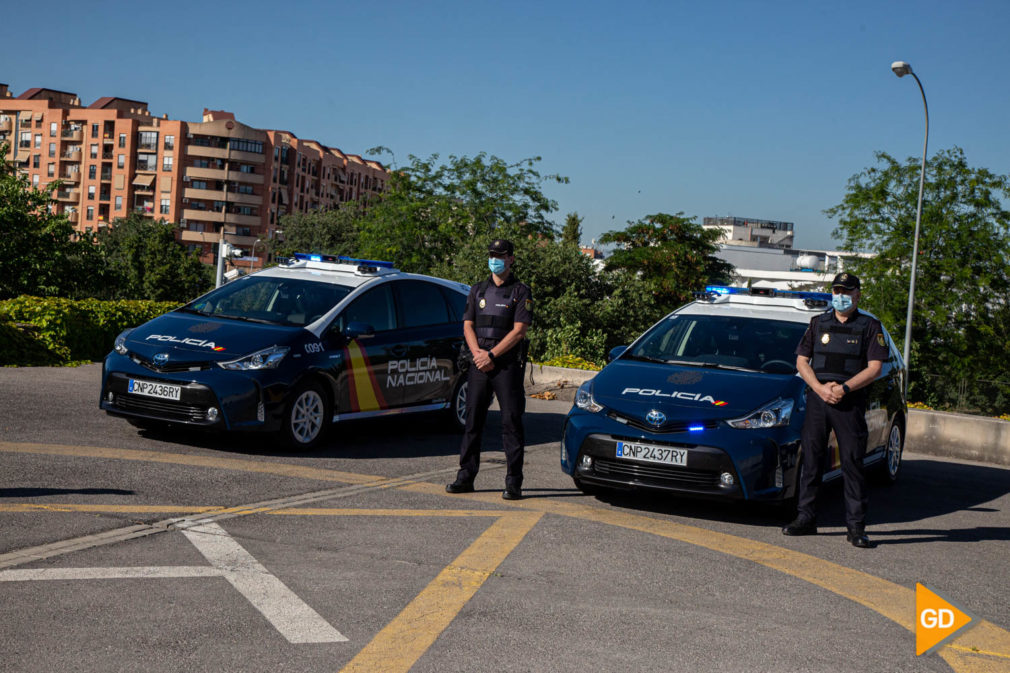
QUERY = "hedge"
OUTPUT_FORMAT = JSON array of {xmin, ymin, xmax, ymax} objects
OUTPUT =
[{"xmin": 0, "ymin": 296, "xmax": 179, "ymax": 366}]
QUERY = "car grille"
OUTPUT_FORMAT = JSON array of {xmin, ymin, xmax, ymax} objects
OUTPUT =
[
  {"xmin": 607, "ymin": 411, "xmax": 720, "ymax": 434},
  {"xmin": 592, "ymin": 456, "xmax": 721, "ymax": 488},
  {"xmin": 110, "ymin": 393, "xmax": 208, "ymax": 423},
  {"xmin": 131, "ymin": 354, "xmax": 213, "ymax": 373}
]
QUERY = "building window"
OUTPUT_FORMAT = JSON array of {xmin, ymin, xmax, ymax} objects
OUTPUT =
[
  {"xmin": 118, "ymin": 154, "xmax": 125, "ymax": 169},
  {"xmin": 227, "ymin": 139, "xmax": 263, "ymax": 154},
  {"xmin": 34, "ymin": 134, "xmax": 42, "ymax": 148},
  {"xmin": 164, "ymin": 135, "xmax": 175, "ymax": 150},
  {"xmin": 115, "ymin": 196, "xmax": 123, "ymax": 210},
  {"xmin": 33, "ymin": 155, "xmax": 40, "ymax": 169},
  {"xmin": 239, "ymin": 164, "xmax": 255, "ymax": 174},
  {"xmin": 47, "ymin": 163, "xmax": 55, "ymax": 177},
  {"xmin": 87, "ymin": 206, "xmax": 94, "ymax": 220},
  {"xmin": 191, "ymin": 180, "xmax": 207, "ymax": 190},
  {"xmin": 49, "ymin": 122, "xmax": 57, "ymax": 137},
  {"xmin": 160, "ymin": 199, "xmax": 170, "ymax": 215},
  {"xmin": 19, "ymin": 132, "xmax": 31, "ymax": 148},
  {"xmin": 162, "ymin": 156, "xmax": 173, "ymax": 171},
  {"xmin": 90, "ymin": 144, "xmax": 98, "ymax": 159},
  {"xmin": 89, "ymin": 165, "xmax": 97, "ymax": 179},
  {"xmin": 136, "ymin": 153, "xmax": 158, "ymax": 171},
  {"xmin": 91, "ymin": 124, "xmax": 99, "ymax": 139},
  {"xmin": 87, "ymin": 186, "xmax": 95, "ymax": 200},
  {"xmin": 138, "ymin": 131, "xmax": 158, "ymax": 151},
  {"xmin": 119, "ymin": 133, "xmax": 126, "ymax": 148},
  {"xmin": 32, "ymin": 174, "xmax": 39, "ymax": 187}
]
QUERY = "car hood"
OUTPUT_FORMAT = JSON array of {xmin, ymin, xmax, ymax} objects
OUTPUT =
[
  {"xmin": 124, "ymin": 311, "xmax": 302, "ymax": 361},
  {"xmin": 592, "ymin": 359, "xmax": 801, "ymax": 421}
]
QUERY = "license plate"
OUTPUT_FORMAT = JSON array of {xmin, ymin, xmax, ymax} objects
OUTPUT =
[
  {"xmin": 128, "ymin": 379, "xmax": 181, "ymax": 401},
  {"xmin": 616, "ymin": 441, "xmax": 687, "ymax": 467}
]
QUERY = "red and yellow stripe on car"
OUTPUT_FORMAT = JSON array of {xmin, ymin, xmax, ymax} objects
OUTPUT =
[{"xmin": 344, "ymin": 340, "xmax": 387, "ymax": 412}]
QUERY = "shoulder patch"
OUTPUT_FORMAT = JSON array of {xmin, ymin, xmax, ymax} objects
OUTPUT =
[
  {"xmin": 525, "ymin": 298, "xmax": 532, "ymax": 312},
  {"xmin": 877, "ymin": 333, "xmax": 885, "ymax": 347}
]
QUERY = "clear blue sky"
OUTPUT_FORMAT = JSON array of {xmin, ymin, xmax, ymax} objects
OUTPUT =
[{"xmin": 5, "ymin": 0, "xmax": 1009, "ymax": 250}]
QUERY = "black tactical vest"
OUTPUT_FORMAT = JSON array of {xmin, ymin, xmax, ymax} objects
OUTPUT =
[
  {"xmin": 473, "ymin": 279, "xmax": 522, "ymax": 345},
  {"xmin": 810, "ymin": 311, "xmax": 873, "ymax": 382}
]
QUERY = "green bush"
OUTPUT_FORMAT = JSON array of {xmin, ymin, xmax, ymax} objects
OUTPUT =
[
  {"xmin": 0, "ymin": 321, "xmax": 69, "ymax": 366},
  {"xmin": 0, "ymin": 296, "xmax": 178, "ymax": 365}
]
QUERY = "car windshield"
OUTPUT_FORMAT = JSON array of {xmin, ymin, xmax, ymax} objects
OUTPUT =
[
  {"xmin": 625, "ymin": 314, "xmax": 808, "ymax": 374},
  {"xmin": 182, "ymin": 277, "xmax": 353, "ymax": 327}
]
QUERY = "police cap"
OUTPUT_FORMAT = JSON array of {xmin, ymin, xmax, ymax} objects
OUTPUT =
[
  {"xmin": 488, "ymin": 239, "xmax": 514, "ymax": 255},
  {"xmin": 831, "ymin": 272, "xmax": 860, "ymax": 291}
]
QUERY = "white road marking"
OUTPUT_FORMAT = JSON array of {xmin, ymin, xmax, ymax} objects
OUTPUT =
[
  {"xmin": 0, "ymin": 521, "xmax": 347, "ymax": 644},
  {"xmin": 181, "ymin": 521, "xmax": 347, "ymax": 643}
]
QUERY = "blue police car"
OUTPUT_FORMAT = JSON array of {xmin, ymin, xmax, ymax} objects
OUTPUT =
[
  {"xmin": 101, "ymin": 254, "xmax": 470, "ymax": 448},
  {"xmin": 560, "ymin": 286, "xmax": 907, "ymax": 501}
]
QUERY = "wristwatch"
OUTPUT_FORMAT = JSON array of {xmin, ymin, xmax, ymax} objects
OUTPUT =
[
  {"xmin": 488, "ymin": 351, "xmax": 496, "ymax": 363},
  {"xmin": 841, "ymin": 383, "xmax": 851, "ymax": 394}
]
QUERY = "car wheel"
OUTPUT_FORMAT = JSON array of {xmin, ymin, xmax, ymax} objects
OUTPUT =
[
  {"xmin": 874, "ymin": 418, "xmax": 904, "ymax": 484},
  {"xmin": 445, "ymin": 378, "xmax": 468, "ymax": 432},
  {"xmin": 281, "ymin": 381, "xmax": 329, "ymax": 449}
]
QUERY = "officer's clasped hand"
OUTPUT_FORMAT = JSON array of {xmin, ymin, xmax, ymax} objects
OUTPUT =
[
  {"xmin": 472, "ymin": 348, "xmax": 495, "ymax": 373},
  {"xmin": 819, "ymin": 382, "xmax": 845, "ymax": 405}
]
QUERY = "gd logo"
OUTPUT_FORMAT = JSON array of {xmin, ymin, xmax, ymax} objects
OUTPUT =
[{"xmin": 916, "ymin": 583, "xmax": 975, "ymax": 656}]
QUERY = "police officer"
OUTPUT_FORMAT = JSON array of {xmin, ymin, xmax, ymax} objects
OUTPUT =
[
  {"xmin": 784, "ymin": 272, "xmax": 889, "ymax": 548},
  {"xmin": 446, "ymin": 239, "xmax": 533, "ymax": 500}
]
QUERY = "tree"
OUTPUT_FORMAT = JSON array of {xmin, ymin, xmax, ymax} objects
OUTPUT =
[
  {"xmin": 0, "ymin": 143, "xmax": 98, "ymax": 299},
  {"xmin": 561, "ymin": 212, "xmax": 583, "ymax": 247},
  {"xmin": 270, "ymin": 205, "xmax": 361, "ymax": 259},
  {"xmin": 356, "ymin": 152, "xmax": 568, "ymax": 274},
  {"xmin": 599, "ymin": 212, "xmax": 733, "ymax": 312},
  {"xmin": 94, "ymin": 213, "xmax": 212, "ymax": 301},
  {"xmin": 827, "ymin": 147, "xmax": 1010, "ymax": 413}
]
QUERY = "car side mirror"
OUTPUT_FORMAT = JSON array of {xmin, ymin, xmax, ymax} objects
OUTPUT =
[
  {"xmin": 345, "ymin": 321, "xmax": 375, "ymax": 340},
  {"xmin": 607, "ymin": 345, "xmax": 628, "ymax": 363}
]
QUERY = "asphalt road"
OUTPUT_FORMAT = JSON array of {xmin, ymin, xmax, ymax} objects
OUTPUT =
[{"xmin": 1, "ymin": 364, "xmax": 1008, "ymax": 673}]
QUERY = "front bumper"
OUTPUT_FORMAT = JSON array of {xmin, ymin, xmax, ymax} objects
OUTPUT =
[
  {"xmin": 561, "ymin": 409, "xmax": 801, "ymax": 501},
  {"xmin": 100, "ymin": 353, "xmax": 286, "ymax": 431}
]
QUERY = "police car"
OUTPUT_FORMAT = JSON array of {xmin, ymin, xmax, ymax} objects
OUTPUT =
[
  {"xmin": 560, "ymin": 286, "xmax": 907, "ymax": 501},
  {"xmin": 101, "ymin": 254, "xmax": 470, "ymax": 448}
]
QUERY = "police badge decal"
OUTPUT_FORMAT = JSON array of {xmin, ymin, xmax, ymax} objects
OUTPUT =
[{"xmin": 821, "ymin": 333, "xmax": 831, "ymax": 345}]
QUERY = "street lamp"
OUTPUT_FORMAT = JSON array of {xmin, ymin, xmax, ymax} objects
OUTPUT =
[{"xmin": 891, "ymin": 60, "xmax": 928, "ymax": 396}]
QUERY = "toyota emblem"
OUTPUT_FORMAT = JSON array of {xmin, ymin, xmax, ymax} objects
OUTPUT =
[
  {"xmin": 646, "ymin": 409, "xmax": 666, "ymax": 427},
  {"xmin": 153, "ymin": 352, "xmax": 170, "ymax": 366}
]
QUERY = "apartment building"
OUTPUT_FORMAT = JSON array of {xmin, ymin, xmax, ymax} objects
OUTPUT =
[
  {"xmin": 702, "ymin": 216, "xmax": 795, "ymax": 249},
  {"xmin": 0, "ymin": 85, "xmax": 387, "ymax": 267}
]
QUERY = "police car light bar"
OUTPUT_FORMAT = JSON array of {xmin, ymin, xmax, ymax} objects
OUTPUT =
[
  {"xmin": 702, "ymin": 285, "xmax": 831, "ymax": 302},
  {"xmin": 292, "ymin": 253, "xmax": 395, "ymax": 269}
]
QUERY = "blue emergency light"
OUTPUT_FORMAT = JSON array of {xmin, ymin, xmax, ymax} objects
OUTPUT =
[
  {"xmin": 688, "ymin": 425, "xmax": 705, "ymax": 432},
  {"xmin": 701, "ymin": 285, "xmax": 832, "ymax": 302},
  {"xmin": 293, "ymin": 253, "xmax": 395, "ymax": 269}
]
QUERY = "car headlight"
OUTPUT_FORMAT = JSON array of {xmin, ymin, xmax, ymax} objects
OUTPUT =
[
  {"xmin": 217, "ymin": 345, "xmax": 290, "ymax": 371},
  {"xmin": 574, "ymin": 380, "xmax": 603, "ymax": 413},
  {"xmin": 726, "ymin": 397, "xmax": 793, "ymax": 429},
  {"xmin": 113, "ymin": 329, "xmax": 133, "ymax": 355}
]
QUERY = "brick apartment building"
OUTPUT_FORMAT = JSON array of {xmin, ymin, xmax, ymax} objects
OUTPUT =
[{"xmin": 0, "ymin": 84, "xmax": 387, "ymax": 267}]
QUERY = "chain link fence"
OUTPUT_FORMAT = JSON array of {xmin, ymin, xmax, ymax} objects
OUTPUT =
[{"xmin": 912, "ymin": 373, "xmax": 1010, "ymax": 417}]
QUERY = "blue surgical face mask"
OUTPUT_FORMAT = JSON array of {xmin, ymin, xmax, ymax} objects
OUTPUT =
[
  {"xmin": 832, "ymin": 293, "xmax": 854, "ymax": 312},
  {"xmin": 488, "ymin": 257, "xmax": 506, "ymax": 274}
]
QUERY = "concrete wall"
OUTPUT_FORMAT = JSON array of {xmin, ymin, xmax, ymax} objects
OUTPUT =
[{"xmin": 907, "ymin": 409, "xmax": 1010, "ymax": 467}]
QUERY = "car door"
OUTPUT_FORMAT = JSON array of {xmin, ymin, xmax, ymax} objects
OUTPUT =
[
  {"xmin": 325, "ymin": 283, "xmax": 405, "ymax": 415},
  {"xmin": 389, "ymin": 279, "xmax": 460, "ymax": 408}
]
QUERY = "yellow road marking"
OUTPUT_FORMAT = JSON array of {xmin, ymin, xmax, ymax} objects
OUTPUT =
[
  {"xmin": 0, "ymin": 504, "xmax": 220, "ymax": 514},
  {"xmin": 0, "ymin": 442, "xmax": 382, "ymax": 485},
  {"xmin": 401, "ymin": 482, "xmax": 1010, "ymax": 672},
  {"xmin": 3, "ymin": 440, "xmax": 1008, "ymax": 671},
  {"xmin": 271, "ymin": 508, "xmax": 514, "ymax": 517},
  {"xmin": 339, "ymin": 510, "xmax": 543, "ymax": 673}
]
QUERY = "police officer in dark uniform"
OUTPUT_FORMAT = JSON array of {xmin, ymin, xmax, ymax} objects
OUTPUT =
[
  {"xmin": 446, "ymin": 239, "xmax": 533, "ymax": 500},
  {"xmin": 784, "ymin": 272, "xmax": 889, "ymax": 548}
]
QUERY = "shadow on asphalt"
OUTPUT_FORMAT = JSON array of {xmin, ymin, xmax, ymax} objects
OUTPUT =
[
  {"xmin": 132, "ymin": 409, "xmax": 565, "ymax": 462},
  {"xmin": 0, "ymin": 488, "xmax": 136, "ymax": 498}
]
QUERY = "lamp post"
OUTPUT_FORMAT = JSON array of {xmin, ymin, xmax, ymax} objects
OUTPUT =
[{"xmin": 891, "ymin": 60, "xmax": 928, "ymax": 396}]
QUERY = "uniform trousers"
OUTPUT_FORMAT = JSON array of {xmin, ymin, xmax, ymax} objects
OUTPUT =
[
  {"xmin": 456, "ymin": 356, "xmax": 526, "ymax": 489},
  {"xmin": 797, "ymin": 391, "xmax": 869, "ymax": 531}
]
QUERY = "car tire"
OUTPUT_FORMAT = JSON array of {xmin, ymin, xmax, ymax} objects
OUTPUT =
[
  {"xmin": 445, "ymin": 378, "xmax": 468, "ymax": 432},
  {"xmin": 873, "ymin": 417, "xmax": 904, "ymax": 485},
  {"xmin": 281, "ymin": 380, "xmax": 329, "ymax": 450}
]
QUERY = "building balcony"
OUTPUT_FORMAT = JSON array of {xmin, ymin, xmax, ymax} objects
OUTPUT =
[
  {"xmin": 67, "ymin": 211, "xmax": 79, "ymax": 223},
  {"xmin": 61, "ymin": 128, "xmax": 82, "ymax": 142},
  {"xmin": 179, "ymin": 230, "xmax": 260, "ymax": 246},
  {"xmin": 62, "ymin": 150, "xmax": 82, "ymax": 162},
  {"xmin": 55, "ymin": 189, "xmax": 80, "ymax": 202},
  {"xmin": 184, "ymin": 166, "xmax": 264, "ymax": 185},
  {"xmin": 61, "ymin": 172, "xmax": 80, "ymax": 184},
  {"xmin": 183, "ymin": 187, "xmax": 260, "ymax": 205},
  {"xmin": 186, "ymin": 145, "xmax": 266, "ymax": 164},
  {"xmin": 0, "ymin": 118, "xmax": 11, "ymax": 132},
  {"xmin": 182, "ymin": 209, "xmax": 260, "ymax": 227}
]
